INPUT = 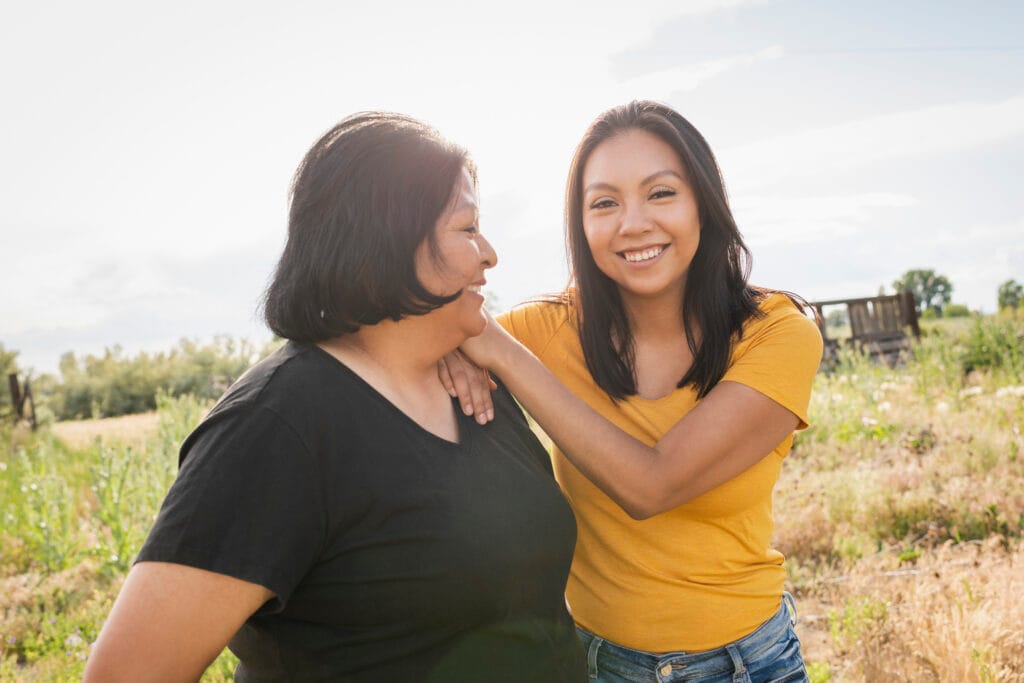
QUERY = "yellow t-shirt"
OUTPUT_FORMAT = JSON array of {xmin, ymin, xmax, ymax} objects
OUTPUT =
[{"xmin": 498, "ymin": 292, "xmax": 823, "ymax": 652}]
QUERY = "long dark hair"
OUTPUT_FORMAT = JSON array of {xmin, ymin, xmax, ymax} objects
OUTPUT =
[
  {"xmin": 564, "ymin": 100, "xmax": 763, "ymax": 399},
  {"xmin": 263, "ymin": 111, "xmax": 474, "ymax": 342}
]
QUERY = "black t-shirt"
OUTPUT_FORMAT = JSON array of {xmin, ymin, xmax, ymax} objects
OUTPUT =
[{"xmin": 137, "ymin": 342, "xmax": 586, "ymax": 682}]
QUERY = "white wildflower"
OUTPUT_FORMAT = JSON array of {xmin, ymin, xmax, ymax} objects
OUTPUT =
[
  {"xmin": 959, "ymin": 386, "xmax": 984, "ymax": 398},
  {"xmin": 862, "ymin": 416, "xmax": 879, "ymax": 426},
  {"xmin": 878, "ymin": 401, "xmax": 892, "ymax": 413},
  {"xmin": 995, "ymin": 386, "xmax": 1024, "ymax": 398},
  {"xmin": 936, "ymin": 401, "xmax": 950, "ymax": 414}
]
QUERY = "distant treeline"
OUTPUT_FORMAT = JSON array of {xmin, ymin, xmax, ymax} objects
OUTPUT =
[
  {"xmin": 2, "ymin": 337, "xmax": 281, "ymax": 422},
  {"xmin": 3, "ymin": 310, "xmax": 1023, "ymax": 424}
]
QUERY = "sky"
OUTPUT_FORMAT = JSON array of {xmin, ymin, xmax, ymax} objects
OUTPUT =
[{"xmin": 2, "ymin": 0, "xmax": 1022, "ymax": 375}]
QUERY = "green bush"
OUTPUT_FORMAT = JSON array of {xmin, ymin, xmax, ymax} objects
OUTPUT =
[
  {"xmin": 960, "ymin": 317, "xmax": 1024, "ymax": 380},
  {"xmin": 942, "ymin": 303, "xmax": 971, "ymax": 318},
  {"xmin": 41, "ymin": 336, "xmax": 279, "ymax": 420}
]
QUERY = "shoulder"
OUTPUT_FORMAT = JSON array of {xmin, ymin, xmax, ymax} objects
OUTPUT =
[
  {"xmin": 729, "ymin": 291, "xmax": 823, "ymax": 372},
  {"xmin": 743, "ymin": 292, "xmax": 822, "ymax": 345},
  {"xmin": 208, "ymin": 342, "xmax": 318, "ymax": 414},
  {"xmin": 497, "ymin": 294, "xmax": 575, "ymax": 352},
  {"xmin": 180, "ymin": 342, "xmax": 346, "ymax": 464}
]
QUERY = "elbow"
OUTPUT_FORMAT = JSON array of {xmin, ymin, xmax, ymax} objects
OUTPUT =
[
  {"xmin": 616, "ymin": 484, "xmax": 676, "ymax": 521},
  {"xmin": 616, "ymin": 479, "xmax": 697, "ymax": 520},
  {"xmin": 623, "ymin": 504, "xmax": 658, "ymax": 521},
  {"xmin": 621, "ymin": 498, "xmax": 675, "ymax": 521}
]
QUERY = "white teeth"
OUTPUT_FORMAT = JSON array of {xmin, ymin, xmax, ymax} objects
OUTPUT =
[
  {"xmin": 466, "ymin": 285, "xmax": 481, "ymax": 293},
  {"xmin": 623, "ymin": 246, "xmax": 665, "ymax": 263}
]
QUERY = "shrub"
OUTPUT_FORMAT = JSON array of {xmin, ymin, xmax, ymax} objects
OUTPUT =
[{"xmin": 942, "ymin": 303, "xmax": 971, "ymax": 318}]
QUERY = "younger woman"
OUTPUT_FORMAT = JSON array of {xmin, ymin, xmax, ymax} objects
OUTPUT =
[{"xmin": 445, "ymin": 101, "xmax": 822, "ymax": 682}]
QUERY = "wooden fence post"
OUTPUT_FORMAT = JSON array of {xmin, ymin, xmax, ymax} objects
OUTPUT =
[
  {"xmin": 897, "ymin": 290, "xmax": 921, "ymax": 339},
  {"xmin": 7, "ymin": 373, "xmax": 37, "ymax": 430}
]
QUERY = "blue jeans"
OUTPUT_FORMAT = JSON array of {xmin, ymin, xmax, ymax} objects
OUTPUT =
[{"xmin": 575, "ymin": 593, "xmax": 808, "ymax": 682}]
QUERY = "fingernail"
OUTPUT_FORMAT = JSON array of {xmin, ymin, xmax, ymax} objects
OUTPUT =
[
  {"xmin": 487, "ymin": 409, "xmax": 494, "ymax": 422},
  {"xmin": 463, "ymin": 403, "xmax": 473, "ymax": 415},
  {"xmin": 477, "ymin": 413, "xmax": 488, "ymax": 425}
]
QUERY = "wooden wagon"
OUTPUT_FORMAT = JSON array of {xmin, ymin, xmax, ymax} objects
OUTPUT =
[{"xmin": 809, "ymin": 291, "xmax": 920, "ymax": 365}]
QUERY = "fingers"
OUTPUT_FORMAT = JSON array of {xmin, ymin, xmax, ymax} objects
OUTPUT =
[
  {"xmin": 469, "ymin": 366, "xmax": 494, "ymax": 425},
  {"xmin": 440, "ymin": 351, "xmax": 495, "ymax": 425}
]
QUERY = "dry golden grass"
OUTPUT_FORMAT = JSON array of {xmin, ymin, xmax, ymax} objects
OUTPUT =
[
  {"xmin": 795, "ymin": 540, "xmax": 1023, "ymax": 682},
  {"xmin": 774, "ymin": 332, "xmax": 1024, "ymax": 681},
  {"xmin": 50, "ymin": 411, "xmax": 159, "ymax": 450}
]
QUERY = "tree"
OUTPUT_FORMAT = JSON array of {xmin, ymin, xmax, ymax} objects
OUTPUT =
[
  {"xmin": 997, "ymin": 279, "xmax": 1023, "ymax": 311},
  {"xmin": 893, "ymin": 269, "xmax": 953, "ymax": 316},
  {"xmin": 825, "ymin": 308, "xmax": 848, "ymax": 328}
]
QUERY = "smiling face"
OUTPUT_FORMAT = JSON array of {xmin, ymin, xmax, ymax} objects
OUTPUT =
[
  {"xmin": 415, "ymin": 166, "xmax": 497, "ymax": 339},
  {"xmin": 581, "ymin": 128, "xmax": 700, "ymax": 307}
]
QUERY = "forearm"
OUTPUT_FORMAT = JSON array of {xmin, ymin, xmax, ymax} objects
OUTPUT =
[
  {"xmin": 489, "ymin": 339, "xmax": 665, "ymax": 519},
  {"xmin": 486, "ymin": 337, "xmax": 793, "ymax": 519},
  {"xmin": 457, "ymin": 315, "xmax": 795, "ymax": 518}
]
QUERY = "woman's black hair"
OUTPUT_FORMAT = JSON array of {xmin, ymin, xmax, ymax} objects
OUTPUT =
[
  {"xmin": 262, "ymin": 111, "xmax": 475, "ymax": 341},
  {"xmin": 564, "ymin": 100, "xmax": 764, "ymax": 399}
]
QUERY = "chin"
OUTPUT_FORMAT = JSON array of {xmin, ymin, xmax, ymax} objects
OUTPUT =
[{"xmin": 464, "ymin": 317, "xmax": 487, "ymax": 338}]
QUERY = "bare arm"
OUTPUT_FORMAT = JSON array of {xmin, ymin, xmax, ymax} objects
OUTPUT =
[
  {"xmin": 83, "ymin": 562, "xmax": 274, "ymax": 682},
  {"xmin": 458, "ymin": 315, "xmax": 804, "ymax": 520}
]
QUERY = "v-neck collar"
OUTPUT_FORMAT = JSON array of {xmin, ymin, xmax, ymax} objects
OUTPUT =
[{"xmin": 307, "ymin": 343, "xmax": 472, "ymax": 449}]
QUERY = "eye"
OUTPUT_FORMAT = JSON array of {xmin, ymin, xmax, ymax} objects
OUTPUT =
[
  {"xmin": 462, "ymin": 225, "xmax": 479, "ymax": 235},
  {"xmin": 589, "ymin": 198, "xmax": 617, "ymax": 210},
  {"xmin": 650, "ymin": 187, "xmax": 676, "ymax": 200}
]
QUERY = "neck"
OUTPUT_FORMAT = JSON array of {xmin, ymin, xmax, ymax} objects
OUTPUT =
[
  {"xmin": 319, "ymin": 314, "xmax": 464, "ymax": 443},
  {"xmin": 620, "ymin": 290, "xmax": 688, "ymax": 344},
  {"xmin": 322, "ymin": 314, "xmax": 456, "ymax": 388}
]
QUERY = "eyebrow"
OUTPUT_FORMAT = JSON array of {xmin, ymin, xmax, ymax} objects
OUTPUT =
[
  {"xmin": 447, "ymin": 201, "xmax": 479, "ymax": 224},
  {"xmin": 583, "ymin": 169, "xmax": 686, "ymax": 195}
]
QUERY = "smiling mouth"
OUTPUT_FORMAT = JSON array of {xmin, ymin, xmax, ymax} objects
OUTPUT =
[{"xmin": 620, "ymin": 245, "xmax": 667, "ymax": 263}]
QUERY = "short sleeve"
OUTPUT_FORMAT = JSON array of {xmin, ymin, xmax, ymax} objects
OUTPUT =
[
  {"xmin": 720, "ymin": 296, "xmax": 823, "ymax": 430},
  {"xmin": 136, "ymin": 405, "xmax": 326, "ymax": 613}
]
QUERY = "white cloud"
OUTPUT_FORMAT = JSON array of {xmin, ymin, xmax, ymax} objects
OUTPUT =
[
  {"xmin": 737, "ymin": 192, "xmax": 919, "ymax": 245},
  {"xmin": 722, "ymin": 95, "xmax": 1024, "ymax": 191},
  {"xmin": 937, "ymin": 216, "xmax": 1024, "ymax": 310},
  {"xmin": 619, "ymin": 45, "xmax": 784, "ymax": 96}
]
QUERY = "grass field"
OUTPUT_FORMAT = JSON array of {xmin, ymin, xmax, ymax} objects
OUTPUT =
[{"xmin": 1, "ymin": 315, "xmax": 1022, "ymax": 681}]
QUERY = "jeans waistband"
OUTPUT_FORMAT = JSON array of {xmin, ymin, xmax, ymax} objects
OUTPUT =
[{"xmin": 577, "ymin": 593, "xmax": 798, "ymax": 678}]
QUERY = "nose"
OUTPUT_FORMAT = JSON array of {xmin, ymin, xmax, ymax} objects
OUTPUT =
[
  {"xmin": 478, "ymin": 233, "xmax": 498, "ymax": 269},
  {"xmin": 620, "ymin": 201, "xmax": 653, "ymax": 236}
]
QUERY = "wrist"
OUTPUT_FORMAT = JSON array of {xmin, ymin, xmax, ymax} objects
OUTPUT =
[{"xmin": 490, "ymin": 333, "xmax": 530, "ymax": 377}]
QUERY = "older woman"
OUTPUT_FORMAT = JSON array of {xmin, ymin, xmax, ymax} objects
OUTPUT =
[{"xmin": 83, "ymin": 112, "xmax": 586, "ymax": 682}]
